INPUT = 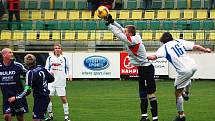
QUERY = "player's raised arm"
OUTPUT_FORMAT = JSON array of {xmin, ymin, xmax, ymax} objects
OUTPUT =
[{"xmin": 193, "ymin": 45, "xmax": 211, "ymax": 53}]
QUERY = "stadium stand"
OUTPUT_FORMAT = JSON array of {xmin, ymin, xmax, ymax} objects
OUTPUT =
[{"xmin": 0, "ymin": 0, "xmax": 214, "ymax": 51}]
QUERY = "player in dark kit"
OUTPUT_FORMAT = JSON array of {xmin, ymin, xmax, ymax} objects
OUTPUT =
[
  {"xmin": 0, "ymin": 48, "xmax": 28, "ymax": 121},
  {"xmin": 8, "ymin": 54, "xmax": 54, "ymax": 121}
]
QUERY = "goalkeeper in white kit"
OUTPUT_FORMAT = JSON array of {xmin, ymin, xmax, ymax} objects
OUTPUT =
[{"xmin": 105, "ymin": 14, "xmax": 158, "ymax": 121}]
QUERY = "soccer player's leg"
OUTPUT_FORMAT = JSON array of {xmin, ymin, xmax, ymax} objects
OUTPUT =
[
  {"xmin": 3, "ymin": 103, "xmax": 12, "ymax": 121},
  {"xmin": 146, "ymin": 65, "xmax": 158, "ymax": 121},
  {"xmin": 33, "ymin": 96, "xmax": 50, "ymax": 121},
  {"xmin": 13, "ymin": 98, "xmax": 28, "ymax": 121},
  {"xmin": 138, "ymin": 66, "xmax": 149, "ymax": 121},
  {"xmin": 57, "ymin": 87, "xmax": 71, "ymax": 121},
  {"xmin": 46, "ymin": 86, "xmax": 55, "ymax": 121}
]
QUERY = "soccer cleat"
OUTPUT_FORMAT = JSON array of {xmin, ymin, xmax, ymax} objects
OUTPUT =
[
  {"xmin": 65, "ymin": 118, "xmax": 71, "ymax": 121},
  {"xmin": 140, "ymin": 117, "xmax": 150, "ymax": 121},
  {"xmin": 182, "ymin": 92, "xmax": 189, "ymax": 101},
  {"xmin": 173, "ymin": 116, "xmax": 186, "ymax": 121},
  {"xmin": 45, "ymin": 116, "xmax": 53, "ymax": 121}
]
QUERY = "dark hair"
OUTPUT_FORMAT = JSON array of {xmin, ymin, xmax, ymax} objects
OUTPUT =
[
  {"xmin": 125, "ymin": 25, "xmax": 136, "ymax": 36},
  {"xmin": 160, "ymin": 32, "xmax": 173, "ymax": 43}
]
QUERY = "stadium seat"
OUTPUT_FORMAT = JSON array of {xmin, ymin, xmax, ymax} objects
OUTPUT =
[
  {"xmin": 143, "ymin": 10, "xmax": 155, "ymax": 20},
  {"xmin": 209, "ymin": 30, "xmax": 215, "ymax": 41},
  {"xmin": 45, "ymin": 21, "xmax": 58, "ymax": 30},
  {"xmin": 152, "ymin": 0, "xmax": 162, "ymax": 9},
  {"xmin": 35, "ymin": 21, "xmax": 44, "ymax": 30},
  {"xmin": 31, "ymin": 10, "xmax": 42, "ymax": 20},
  {"xmin": 135, "ymin": 21, "xmax": 148, "ymax": 30},
  {"xmin": 150, "ymin": 20, "xmax": 160, "ymax": 30},
  {"xmin": 196, "ymin": 10, "xmax": 207, "ymax": 20},
  {"xmin": 119, "ymin": 10, "xmax": 130, "ymax": 20},
  {"xmin": 66, "ymin": 0, "xmax": 75, "ymax": 9},
  {"xmin": 165, "ymin": 0, "xmax": 174, "ymax": 9},
  {"xmin": 28, "ymin": 0, "xmax": 38, "ymax": 9},
  {"xmin": 177, "ymin": 0, "xmax": 187, "ymax": 9},
  {"xmin": 169, "ymin": 30, "xmax": 181, "ymax": 39},
  {"xmin": 68, "ymin": 11, "xmax": 80, "ymax": 20},
  {"xmin": 77, "ymin": 31, "xmax": 88, "ymax": 40},
  {"xmin": 41, "ymin": 0, "xmax": 50, "ymax": 9},
  {"xmin": 127, "ymin": 0, "xmax": 137, "ymax": 9},
  {"xmin": 90, "ymin": 31, "xmax": 101, "ymax": 40},
  {"xmin": 163, "ymin": 20, "xmax": 174, "ymax": 30},
  {"xmin": 209, "ymin": 10, "xmax": 215, "ymax": 19},
  {"xmin": 20, "ymin": 0, "xmax": 26, "ymax": 9},
  {"xmin": 0, "ymin": 31, "xmax": 12, "ymax": 40},
  {"xmin": 156, "ymin": 10, "xmax": 168, "ymax": 20},
  {"xmin": 183, "ymin": 30, "xmax": 193, "ymax": 40},
  {"xmin": 59, "ymin": 21, "xmax": 71, "ymax": 30},
  {"xmin": 20, "ymin": 10, "xmax": 29, "ymax": 20},
  {"xmin": 44, "ymin": 10, "xmax": 55, "ymax": 20},
  {"xmin": 26, "ymin": 30, "xmax": 38, "ymax": 40},
  {"xmin": 191, "ymin": 0, "xmax": 201, "ymax": 9},
  {"xmin": 176, "ymin": 20, "xmax": 188, "ymax": 30},
  {"xmin": 39, "ymin": 31, "xmax": 50, "ymax": 40},
  {"xmin": 98, "ymin": 21, "xmax": 108, "ymax": 30},
  {"xmin": 74, "ymin": 21, "xmax": 83, "ymax": 30},
  {"xmin": 85, "ymin": 21, "xmax": 97, "ymax": 30},
  {"xmin": 56, "ymin": 11, "xmax": 68, "ymax": 20},
  {"xmin": 54, "ymin": 0, "xmax": 63, "ymax": 9},
  {"xmin": 142, "ymin": 31, "xmax": 153, "ymax": 41},
  {"xmin": 81, "ymin": 11, "xmax": 92, "ymax": 20},
  {"xmin": 103, "ymin": 31, "xmax": 114, "ymax": 41},
  {"xmin": 64, "ymin": 30, "xmax": 76, "ymax": 41},
  {"xmin": 155, "ymin": 31, "xmax": 164, "ymax": 41},
  {"xmin": 13, "ymin": 30, "xmax": 24, "ymax": 40},
  {"xmin": 131, "ymin": 10, "xmax": 142, "ymax": 20},
  {"xmin": 52, "ymin": 31, "xmax": 61, "ymax": 40},
  {"xmin": 77, "ymin": 1, "xmax": 87, "ymax": 10},
  {"xmin": 21, "ymin": 21, "xmax": 33, "ymax": 30},
  {"xmin": 93, "ymin": 11, "xmax": 100, "ymax": 20},
  {"xmin": 169, "ymin": 10, "xmax": 181, "ymax": 20},
  {"xmin": 124, "ymin": 20, "xmax": 134, "ymax": 26},
  {"xmin": 109, "ymin": 10, "xmax": 117, "ymax": 19},
  {"xmin": 203, "ymin": 20, "xmax": 214, "ymax": 30},
  {"xmin": 195, "ymin": 31, "xmax": 205, "ymax": 41},
  {"xmin": 190, "ymin": 20, "xmax": 200, "ymax": 30},
  {"xmin": 182, "ymin": 10, "xmax": 194, "ymax": 20}
]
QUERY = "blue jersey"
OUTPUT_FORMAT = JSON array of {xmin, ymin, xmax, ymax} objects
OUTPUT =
[
  {"xmin": 0, "ymin": 60, "xmax": 27, "ymax": 103},
  {"xmin": 16, "ymin": 65, "xmax": 54, "ymax": 98}
]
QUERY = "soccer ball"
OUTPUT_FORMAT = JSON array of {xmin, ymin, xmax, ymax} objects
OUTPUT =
[{"xmin": 96, "ymin": 6, "xmax": 109, "ymax": 18}]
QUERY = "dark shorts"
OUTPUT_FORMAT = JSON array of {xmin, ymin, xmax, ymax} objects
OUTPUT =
[
  {"xmin": 3, "ymin": 98, "xmax": 28, "ymax": 116},
  {"xmin": 138, "ymin": 64, "xmax": 156, "ymax": 95},
  {"xmin": 33, "ymin": 96, "xmax": 50, "ymax": 119}
]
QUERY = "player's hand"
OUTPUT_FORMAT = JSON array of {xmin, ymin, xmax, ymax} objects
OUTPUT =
[
  {"xmin": 205, "ymin": 48, "xmax": 211, "ymax": 53},
  {"xmin": 8, "ymin": 96, "xmax": 16, "ymax": 103},
  {"xmin": 104, "ymin": 14, "xmax": 114, "ymax": 26}
]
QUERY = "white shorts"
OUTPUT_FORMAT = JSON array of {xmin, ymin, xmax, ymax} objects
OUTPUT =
[
  {"xmin": 175, "ymin": 68, "xmax": 197, "ymax": 89},
  {"xmin": 48, "ymin": 85, "xmax": 66, "ymax": 96}
]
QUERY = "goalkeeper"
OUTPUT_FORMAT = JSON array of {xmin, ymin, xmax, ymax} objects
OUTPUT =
[
  {"xmin": 8, "ymin": 54, "xmax": 54, "ymax": 121},
  {"xmin": 104, "ymin": 15, "xmax": 158, "ymax": 121}
]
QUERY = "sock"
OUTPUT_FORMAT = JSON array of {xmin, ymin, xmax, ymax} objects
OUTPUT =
[
  {"xmin": 63, "ymin": 103, "xmax": 69, "ymax": 116},
  {"xmin": 149, "ymin": 97, "xmax": 158, "ymax": 121},
  {"xmin": 140, "ymin": 98, "xmax": 148, "ymax": 119},
  {"xmin": 176, "ymin": 95, "xmax": 184, "ymax": 112},
  {"xmin": 47, "ymin": 102, "xmax": 53, "ymax": 114}
]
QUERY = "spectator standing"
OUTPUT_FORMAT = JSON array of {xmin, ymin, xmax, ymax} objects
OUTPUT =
[{"xmin": 7, "ymin": 0, "xmax": 21, "ymax": 30}]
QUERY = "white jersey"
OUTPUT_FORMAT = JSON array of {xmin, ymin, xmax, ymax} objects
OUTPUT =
[
  {"xmin": 45, "ymin": 54, "xmax": 72, "ymax": 87},
  {"xmin": 108, "ymin": 21, "xmax": 151, "ymax": 66},
  {"xmin": 155, "ymin": 39, "xmax": 197, "ymax": 73}
]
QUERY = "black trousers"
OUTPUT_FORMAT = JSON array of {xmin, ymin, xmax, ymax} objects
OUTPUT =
[{"xmin": 8, "ymin": 10, "xmax": 21, "ymax": 30}]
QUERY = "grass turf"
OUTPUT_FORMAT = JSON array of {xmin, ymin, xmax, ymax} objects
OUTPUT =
[{"xmin": 0, "ymin": 80, "xmax": 215, "ymax": 121}]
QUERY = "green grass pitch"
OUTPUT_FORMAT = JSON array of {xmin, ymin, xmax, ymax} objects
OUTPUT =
[{"xmin": 0, "ymin": 80, "xmax": 215, "ymax": 121}]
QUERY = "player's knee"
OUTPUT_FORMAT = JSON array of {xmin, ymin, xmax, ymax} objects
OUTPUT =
[{"xmin": 147, "ymin": 93, "xmax": 157, "ymax": 101}]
